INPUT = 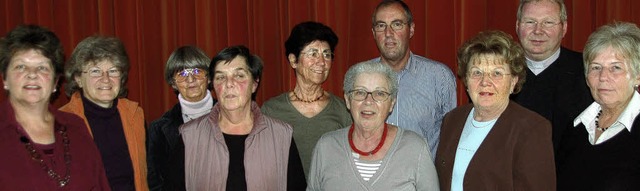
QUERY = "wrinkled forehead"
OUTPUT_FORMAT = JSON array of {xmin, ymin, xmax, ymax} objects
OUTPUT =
[
  {"xmin": 374, "ymin": 4, "xmax": 408, "ymax": 22},
  {"xmin": 214, "ymin": 56, "xmax": 249, "ymax": 73},
  {"xmin": 470, "ymin": 54, "xmax": 508, "ymax": 67},
  {"xmin": 83, "ymin": 59, "xmax": 117, "ymax": 69}
]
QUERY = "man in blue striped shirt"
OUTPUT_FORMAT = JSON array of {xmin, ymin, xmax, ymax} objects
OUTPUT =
[{"xmin": 368, "ymin": 0, "xmax": 457, "ymax": 157}]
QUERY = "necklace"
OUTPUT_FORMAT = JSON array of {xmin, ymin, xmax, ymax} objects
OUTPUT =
[
  {"xmin": 18, "ymin": 126, "xmax": 71, "ymax": 187},
  {"xmin": 595, "ymin": 110, "xmax": 609, "ymax": 132},
  {"xmin": 348, "ymin": 123, "xmax": 388, "ymax": 156},
  {"xmin": 292, "ymin": 91, "xmax": 323, "ymax": 103}
]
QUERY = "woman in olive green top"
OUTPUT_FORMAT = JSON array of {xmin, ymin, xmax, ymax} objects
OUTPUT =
[{"xmin": 261, "ymin": 21, "xmax": 352, "ymax": 177}]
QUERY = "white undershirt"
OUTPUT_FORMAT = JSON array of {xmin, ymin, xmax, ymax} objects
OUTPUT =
[{"xmin": 526, "ymin": 48, "xmax": 561, "ymax": 75}]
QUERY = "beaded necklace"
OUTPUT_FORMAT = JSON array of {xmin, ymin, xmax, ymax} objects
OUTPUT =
[
  {"xmin": 595, "ymin": 110, "xmax": 610, "ymax": 132},
  {"xmin": 292, "ymin": 91, "xmax": 323, "ymax": 103},
  {"xmin": 17, "ymin": 126, "xmax": 71, "ymax": 187},
  {"xmin": 348, "ymin": 123, "xmax": 388, "ymax": 156}
]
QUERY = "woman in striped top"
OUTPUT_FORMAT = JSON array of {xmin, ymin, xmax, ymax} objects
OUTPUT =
[{"xmin": 306, "ymin": 61, "xmax": 440, "ymax": 191}]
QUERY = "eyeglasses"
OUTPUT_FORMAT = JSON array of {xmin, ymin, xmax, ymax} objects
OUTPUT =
[
  {"xmin": 83, "ymin": 68, "xmax": 122, "ymax": 78},
  {"xmin": 174, "ymin": 68, "xmax": 207, "ymax": 82},
  {"xmin": 519, "ymin": 20, "xmax": 562, "ymax": 29},
  {"xmin": 468, "ymin": 69, "xmax": 511, "ymax": 81},
  {"xmin": 372, "ymin": 21, "xmax": 407, "ymax": 32},
  {"xmin": 301, "ymin": 50, "xmax": 333, "ymax": 61},
  {"xmin": 348, "ymin": 90, "xmax": 391, "ymax": 102}
]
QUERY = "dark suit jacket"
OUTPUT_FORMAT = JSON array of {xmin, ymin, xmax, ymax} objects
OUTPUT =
[
  {"xmin": 511, "ymin": 47, "xmax": 593, "ymax": 152},
  {"xmin": 147, "ymin": 103, "xmax": 186, "ymax": 191},
  {"xmin": 436, "ymin": 102, "xmax": 556, "ymax": 191}
]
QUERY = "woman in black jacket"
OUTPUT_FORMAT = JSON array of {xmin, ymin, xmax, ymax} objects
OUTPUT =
[{"xmin": 147, "ymin": 46, "xmax": 216, "ymax": 191}]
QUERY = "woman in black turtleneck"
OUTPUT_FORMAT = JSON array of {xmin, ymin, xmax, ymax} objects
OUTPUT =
[{"xmin": 60, "ymin": 36, "xmax": 147, "ymax": 191}]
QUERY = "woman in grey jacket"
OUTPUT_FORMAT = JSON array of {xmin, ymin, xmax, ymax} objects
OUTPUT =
[
  {"xmin": 180, "ymin": 45, "xmax": 306, "ymax": 191},
  {"xmin": 307, "ymin": 61, "xmax": 439, "ymax": 191}
]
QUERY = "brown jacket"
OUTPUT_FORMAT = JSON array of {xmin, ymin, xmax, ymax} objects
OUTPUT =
[
  {"xmin": 60, "ymin": 92, "xmax": 148, "ymax": 191},
  {"xmin": 435, "ymin": 102, "xmax": 555, "ymax": 191}
]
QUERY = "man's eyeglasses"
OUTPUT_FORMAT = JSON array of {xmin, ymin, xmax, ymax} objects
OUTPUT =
[
  {"xmin": 468, "ymin": 69, "xmax": 511, "ymax": 81},
  {"xmin": 519, "ymin": 20, "xmax": 562, "ymax": 29},
  {"xmin": 83, "ymin": 68, "xmax": 122, "ymax": 78},
  {"xmin": 348, "ymin": 90, "xmax": 391, "ymax": 102},
  {"xmin": 174, "ymin": 68, "xmax": 207, "ymax": 83},
  {"xmin": 301, "ymin": 50, "xmax": 333, "ymax": 61},
  {"xmin": 372, "ymin": 21, "xmax": 407, "ymax": 32}
]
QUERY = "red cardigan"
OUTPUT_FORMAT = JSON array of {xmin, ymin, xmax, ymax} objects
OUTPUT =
[
  {"xmin": 0, "ymin": 100, "xmax": 111, "ymax": 190},
  {"xmin": 435, "ymin": 102, "xmax": 556, "ymax": 191}
]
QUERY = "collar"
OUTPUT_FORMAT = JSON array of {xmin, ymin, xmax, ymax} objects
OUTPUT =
[
  {"xmin": 401, "ymin": 52, "xmax": 416, "ymax": 75},
  {"xmin": 0, "ymin": 100, "xmax": 74, "ymax": 131},
  {"xmin": 376, "ymin": 51, "xmax": 416, "ymax": 75},
  {"xmin": 526, "ymin": 48, "xmax": 561, "ymax": 75},
  {"xmin": 574, "ymin": 91, "xmax": 640, "ymax": 132},
  {"xmin": 209, "ymin": 101, "xmax": 266, "ymax": 136},
  {"xmin": 179, "ymin": 90, "xmax": 213, "ymax": 115}
]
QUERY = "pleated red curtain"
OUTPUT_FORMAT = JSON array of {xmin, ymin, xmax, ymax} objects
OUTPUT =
[{"xmin": 1, "ymin": 0, "xmax": 639, "ymax": 123}]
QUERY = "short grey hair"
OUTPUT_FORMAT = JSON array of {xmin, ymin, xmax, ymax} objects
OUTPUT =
[
  {"xmin": 343, "ymin": 61, "xmax": 398, "ymax": 98},
  {"xmin": 583, "ymin": 22, "xmax": 640, "ymax": 79},
  {"xmin": 517, "ymin": 0, "xmax": 567, "ymax": 22}
]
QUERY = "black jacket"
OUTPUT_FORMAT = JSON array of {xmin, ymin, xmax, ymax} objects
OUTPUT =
[
  {"xmin": 511, "ymin": 47, "xmax": 594, "ymax": 152},
  {"xmin": 147, "ymin": 99, "xmax": 216, "ymax": 191}
]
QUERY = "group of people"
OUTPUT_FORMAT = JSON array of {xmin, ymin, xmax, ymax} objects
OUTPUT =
[{"xmin": 1, "ymin": 0, "xmax": 639, "ymax": 190}]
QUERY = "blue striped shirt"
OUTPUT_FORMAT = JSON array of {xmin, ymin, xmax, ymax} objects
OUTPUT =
[{"xmin": 369, "ymin": 52, "xmax": 457, "ymax": 157}]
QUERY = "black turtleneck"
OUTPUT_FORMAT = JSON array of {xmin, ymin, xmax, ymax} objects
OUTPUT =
[{"xmin": 82, "ymin": 95, "xmax": 135, "ymax": 191}]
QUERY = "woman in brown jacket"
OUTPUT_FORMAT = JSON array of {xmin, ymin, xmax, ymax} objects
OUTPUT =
[{"xmin": 435, "ymin": 31, "xmax": 555, "ymax": 190}]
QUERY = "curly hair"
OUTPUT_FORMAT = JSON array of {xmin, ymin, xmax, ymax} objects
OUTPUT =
[{"xmin": 457, "ymin": 30, "xmax": 526, "ymax": 93}]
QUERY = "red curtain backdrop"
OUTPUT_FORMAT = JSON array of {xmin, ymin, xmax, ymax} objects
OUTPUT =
[{"xmin": 2, "ymin": 0, "xmax": 639, "ymax": 123}]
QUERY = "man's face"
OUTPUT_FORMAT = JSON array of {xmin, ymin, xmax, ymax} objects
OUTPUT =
[
  {"xmin": 516, "ymin": 0, "xmax": 567, "ymax": 61},
  {"xmin": 372, "ymin": 3, "xmax": 414, "ymax": 63}
]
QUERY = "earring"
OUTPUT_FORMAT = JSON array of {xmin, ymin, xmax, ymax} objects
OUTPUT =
[
  {"xmin": 3, "ymin": 85, "xmax": 7, "ymax": 90},
  {"xmin": 53, "ymin": 88, "xmax": 57, "ymax": 93}
]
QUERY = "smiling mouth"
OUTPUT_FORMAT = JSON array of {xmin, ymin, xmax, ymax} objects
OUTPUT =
[
  {"xmin": 23, "ymin": 85, "xmax": 41, "ymax": 90},
  {"xmin": 479, "ymin": 92, "xmax": 494, "ymax": 96},
  {"xmin": 361, "ymin": 110, "xmax": 376, "ymax": 115}
]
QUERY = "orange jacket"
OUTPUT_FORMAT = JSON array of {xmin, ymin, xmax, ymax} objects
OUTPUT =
[{"xmin": 60, "ymin": 92, "xmax": 148, "ymax": 191}]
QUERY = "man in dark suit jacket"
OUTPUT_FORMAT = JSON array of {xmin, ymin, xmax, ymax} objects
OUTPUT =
[{"xmin": 512, "ymin": 0, "xmax": 593, "ymax": 151}]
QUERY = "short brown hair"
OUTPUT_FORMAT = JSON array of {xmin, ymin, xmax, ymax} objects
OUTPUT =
[
  {"xmin": 65, "ymin": 36, "xmax": 130, "ymax": 97},
  {"xmin": 457, "ymin": 30, "xmax": 526, "ymax": 93}
]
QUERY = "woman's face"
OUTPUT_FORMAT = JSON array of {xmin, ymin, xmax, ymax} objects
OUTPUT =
[
  {"xmin": 212, "ymin": 56, "xmax": 257, "ymax": 112},
  {"xmin": 3, "ymin": 49, "xmax": 57, "ymax": 105},
  {"xmin": 465, "ymin": 54, "xmax": 517, "ymax": 112},
  {"xmin": 74, "ymin": 60, "xmax": 122, "ymax": 108},
  {"xmin": 586, "ymin": 46, "xmax": 640, "ymax": 110},
  {"xmin": 289, "ymin": 40, "xmax": 332, "ymax": 86},
  {"xmin": 172, "ymin": 67, "xmax": 209, "ymax": 102},
  {"xmin": 345, "ymin": 72, "xmax": 395, "ymax": 130}
]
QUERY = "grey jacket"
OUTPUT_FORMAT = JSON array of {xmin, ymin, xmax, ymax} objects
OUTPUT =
[{"xmin": 180, "ymin": 102, "xmax": 295, "ymax": 191}]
